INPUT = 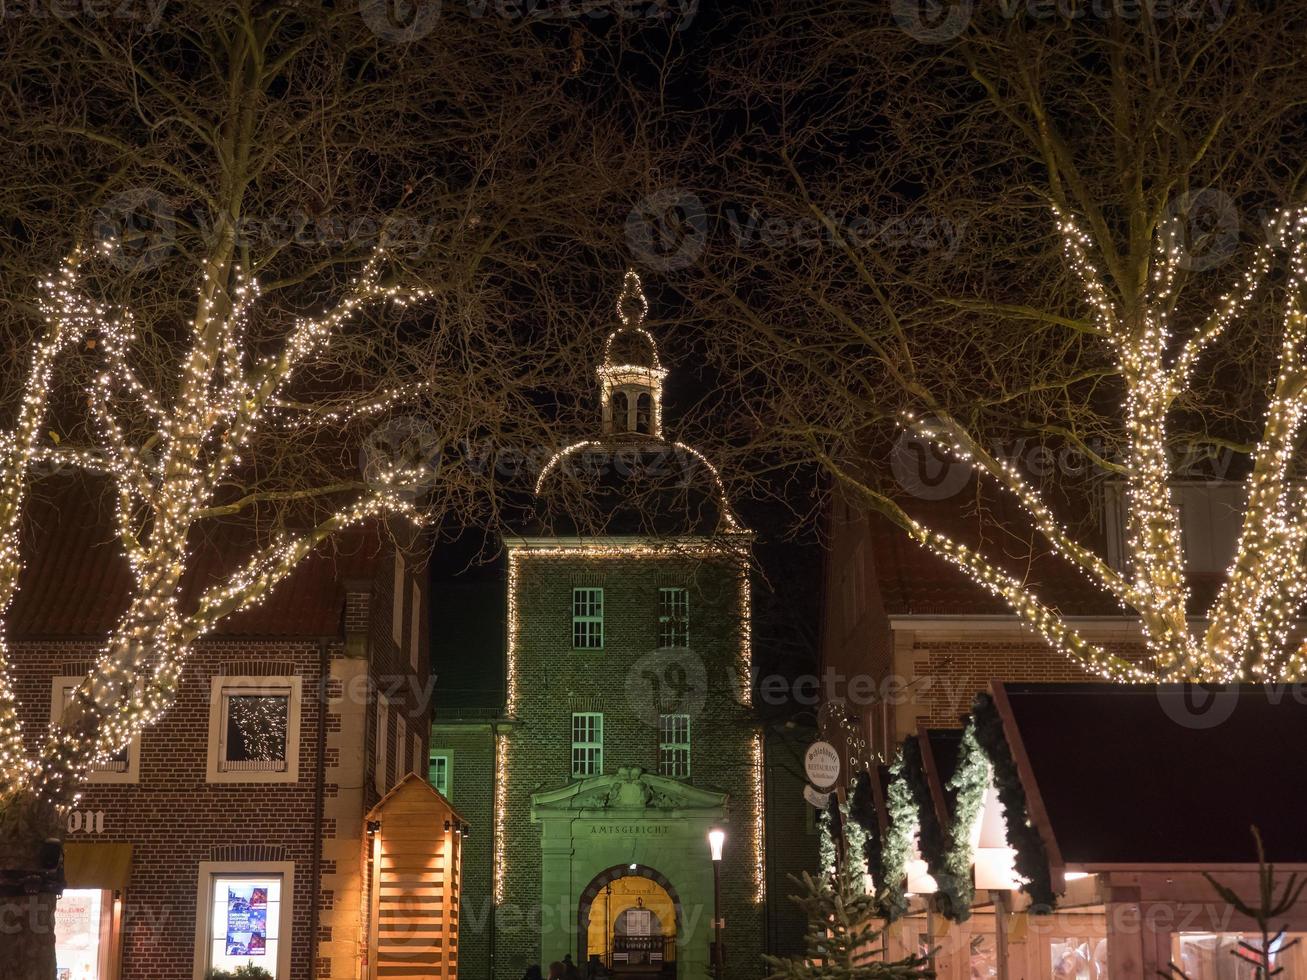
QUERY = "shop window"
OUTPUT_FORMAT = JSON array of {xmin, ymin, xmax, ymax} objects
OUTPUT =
[
  {"xmin": 573, "ymin": 588, "xmax": 604, "ymax": 649},
  {"xmin": 207, "ymin": 677, "xmax": 301, "ymax": 784},
  {"xmin": 195, "ymin": 862, "xmax": 293, "ymax": 978},
  {"xmin": 51, "ymin": 677, "xmax": 139, "ymax": 784},
  {"xmin": 571, "ymin": 712, "xmax": 603, "ymax": 777},
  {"xmin": 1050, "ymin": 937, "xmax": 1109, "ymax": 980},
  {"xmin": 1172, "ymin": 932, "xmax": 1305, "ymax": 980},
  {"xmin": 658, "ymin": 714, "xmax": 690, "ymax": 778},
  {"xmin": 429, "ymin": 751, "xmax": 452, "ymax": 797},
  {"xmin": 658, "ymin": 588, "xmax": 689, "ymax": 648},
  {"xmin": 56, "ymin": 888, "xmax": 112, "ymax": 979}
]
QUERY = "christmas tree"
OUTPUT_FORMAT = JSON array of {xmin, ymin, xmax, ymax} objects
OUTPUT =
[{"xmin": 763, "ymin": 850, "xmax": 933, "ymax": 980}]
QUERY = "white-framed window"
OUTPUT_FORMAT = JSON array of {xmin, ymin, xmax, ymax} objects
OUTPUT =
[
  {"xmin": 374, "ymin": 693, "xmax": 391, "ymax": 795},
  {"xmin": 571, "ymin": 712, "xmax": 603, "ymax": 777},
  {"xmin": 396, "ymin": 714, "xmax": 408, "ymax": 777},
  {"xmin": 572, "ymin": 588, "xmax": 604, "ymax": 649},
  {"xmin": 193, "ymin": 861, "xmax": 294, "ymax": 979},
  {"xmin": 409, "ymin": 580, "xmax": 421, "ymax": 672},
  {"xmin": 658, "ymin": 587, "xmax": 689, "ymax": 648},
  {"xmin": 410, "ymin": 732, "xmax": 422, "ymax": 780},
  {"xmin": 392, "ymin": 552, "xmax": 405, "ymax": 649},
  {"xmin": 429, "ymin": 750, "xmax": 452, "ymax": 797},
  {"xmin": 658, "ymin": 714, "xmax": 690, "ymax": 778},
  {"xmin": 56, "ymin": 887, "xmax": 113, "ymax": 978},
  {"xmin": 206, "ymin": 676, "xmax": 301, "ymax": 784},
  {"xmin": 50, "ymin": 676, "xmax": 140, "ymax": 784}
]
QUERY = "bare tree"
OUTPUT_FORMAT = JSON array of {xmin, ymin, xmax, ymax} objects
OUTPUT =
[
  {"xmin": 677, "ymin": 4, "xmax": 1307, "ymax": 681},
  {"xmin": 0, "ymin": 1, "xmax": 651, "ymax": 971}
]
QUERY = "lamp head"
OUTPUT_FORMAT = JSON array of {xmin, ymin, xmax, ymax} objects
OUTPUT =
[{"xmin": 708, "ymin": 827, "xmax": 726, "ymax": 862}]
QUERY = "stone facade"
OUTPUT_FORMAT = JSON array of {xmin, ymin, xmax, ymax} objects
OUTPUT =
[{"xmin": 487, "ymin": 547, "xmax": 765, "ymax": 980}]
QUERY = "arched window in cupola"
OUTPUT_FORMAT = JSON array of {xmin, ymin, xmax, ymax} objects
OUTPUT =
[
  {"xmin": 611, "ymin": 390, "xmax": 630, "ymax": 432},
  {"xmin": 635, "ymin": 392, "xmax": 653, "ymax": 434}
]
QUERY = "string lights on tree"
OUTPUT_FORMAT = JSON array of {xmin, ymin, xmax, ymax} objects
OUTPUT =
[
  {"xmin": 0, "ymin": 241, "xmax": 432, "ymax": 812},
  {"xmin": 898, "ymin": 206, "xmax": 1307, "ymax": 683}
]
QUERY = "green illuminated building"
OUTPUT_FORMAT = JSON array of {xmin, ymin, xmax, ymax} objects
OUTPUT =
[{"xmin": 430, "ymin": 272, "xmax": 783, "ymax": 980}]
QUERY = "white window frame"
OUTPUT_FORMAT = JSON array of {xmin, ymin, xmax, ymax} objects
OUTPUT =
[
  {"xmin": 374, "ymin": 692, "xmax": 391, "ymax": 795},
  {"xmin": 658, "ymin": 587, "xmax": 689, "ymax": 648},
  {"xmin": 429, "ymin": 750, "xmax": 452, "ymax": 797},
  {"xmin": 392, "ymin": 552, "xmax": 405, "ymax": 649},
  {"xmin": 206, "ymin": 676, "xmax": 301, "ymax": 785},
  {"xmin": 571, "ymin": 712, "xmax": 603, "ymax": 777},
  {"xmin": 410, "ymin": 731, "xmax": 422, "ymax": 780},
  {"xmin": 396, "ymin": 714, "xmax": 408, "ymax": 777},
  {"xmin": 572, "ymin": 587, "xmax": 604, "ymax": 649},
  {"xmin": 658, "ymin": 713, "xmax": 691, "ymax": 779},
  {"xmin": 192, "ymin": 860, "xmax": 294, "ymax": 980},
  {"xmin": 409, "ymin": 579, "xmax": 421, "ymax": 672},
  {"xmin": 50, "ymin": 676, "xmax": 140, "ymax": 784}
]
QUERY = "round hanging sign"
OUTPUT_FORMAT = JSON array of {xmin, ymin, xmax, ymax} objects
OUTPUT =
[{"xmin": 804, "ymin": 740, "xmax": 840, "ymax": 789}]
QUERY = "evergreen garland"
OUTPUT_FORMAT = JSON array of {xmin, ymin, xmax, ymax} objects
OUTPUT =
[
  {"xmin": 817, "ymin": 806, "xmax": 837, "ymax": 874},
  {"xmin": 899, "ymin": 737, "xmax": 969, "ymax": 921},
  {"xmin": 762, "ymin": 851, "xmax": 934, "ymax": 980},
  {"xmin": 877, "ymin": 749, "xmax": 915, "ymax": 921},
  {"xmin": 970, "ymin": 693, "xmax": 1056, "ymax": 910},
  {"xmin": 940, "ymin": 722, "xmax": 991, "ymax": 921},
  {"xmin": 848, "ymin": 771, "xmax": 882, "ymax": 896}
]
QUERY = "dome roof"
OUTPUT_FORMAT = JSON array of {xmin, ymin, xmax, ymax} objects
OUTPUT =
[
  {"xmin": 604, "ymin": 326, "xmax": 661, "ymax": 370},
  {"xmin": 532, "ymin": 436, "xmax": 743, "ymax": 537},
  {"xmin": 524, "ymin": 269, "xmax": 745, "ymax": 539}
]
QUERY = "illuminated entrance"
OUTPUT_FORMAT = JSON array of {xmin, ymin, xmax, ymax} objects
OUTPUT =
[
  {"xmin": 579, "ymin": 865, "xmax": 679, "ymax": 977},
  {"xmin": 530, "ymin": 768, "xmax": 727, "ymax": 980}
]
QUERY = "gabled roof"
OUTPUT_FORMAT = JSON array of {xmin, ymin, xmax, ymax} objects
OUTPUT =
[
  {"xmin": 868, "ymin": 488, "xmax": 1222, "ymax": 618},
  {"xmin": 367, "ymin": 771, "xmax": 465, "ymax": 825},
  {"xmin": 991, "ymin": 682, "xmax": 1307, "ymax": 866},
  {"xmin": 13, "ymin": 479, "xmax": 382, "ymax": 639}
]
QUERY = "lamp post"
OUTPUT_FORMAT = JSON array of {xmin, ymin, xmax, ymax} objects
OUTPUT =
[{"xmin": 708, "ymin": 827, "xmax": 725, "ymax": 980}]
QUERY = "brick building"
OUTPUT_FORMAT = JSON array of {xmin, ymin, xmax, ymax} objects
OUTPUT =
[
  {"xmin": 11, "ymin": 483, "xmax": 453, "ymax": 979},
  {"xmin": 821, "ymin": 478, "xmax": 1237, "ymax": 755},
  {"xmin": 429, "ymin": 273, "xmax": 775, "ymax": 980}
]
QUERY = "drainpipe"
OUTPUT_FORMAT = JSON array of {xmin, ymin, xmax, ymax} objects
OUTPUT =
[{"xmin": 309, "ymin": 639, "xmax": 330, "ymax": 980}]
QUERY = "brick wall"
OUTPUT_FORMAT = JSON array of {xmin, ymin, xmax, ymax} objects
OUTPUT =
[
  {"xmin": 430, "ymin": 723, "xmax": 497, "ymax": 980},
  {"xmin": 494, "ymin": 550, "xmax": 765, "ymax": 980},
  {"xmin": 14, "ymin": 638, "xmax": 325, "ymax": 980}
]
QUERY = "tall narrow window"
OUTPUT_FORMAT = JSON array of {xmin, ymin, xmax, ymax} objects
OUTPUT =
[
  {"xmin": 573, "ymin": 588, "xmax": 604, "ymax": 649},
  {"xmin": 429, "ymin": 752, "xmax": 451, "ymax": 797},
  {"xmin": 571, "ymin": 712, "xmax": 603, "ymax": 777},
  {"xmin": 658, "ymin": 587, "xmax": 689, "ymax": 648},
  {"xmin": 659, "ymin": 714, "xmax": 690, "ymax": 778},
  {"xmin": 635, "ymin": 392, "xmax": 652, "ymax": 434},
  {"xmin": 611, "ymin": 390, "xmax": 630, "ymax": 432}
]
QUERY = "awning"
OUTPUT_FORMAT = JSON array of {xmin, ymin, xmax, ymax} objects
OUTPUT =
[{"xmin": 65, "ymin": 843, "xmax": 132, "ymax": 890}]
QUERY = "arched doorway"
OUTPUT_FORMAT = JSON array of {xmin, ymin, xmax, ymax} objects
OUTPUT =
[{"xmin": 577, "ymin": 864, "xmax": 680, "ymax": 979}]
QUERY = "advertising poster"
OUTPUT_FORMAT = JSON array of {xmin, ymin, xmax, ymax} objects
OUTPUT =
[
  {"xmin": 224, "ymin": 885, "xmax": 269, "ymax": 956},
  {"xmin": 55, "ymin": 888, "xmax": 102, "ymax": 980}
]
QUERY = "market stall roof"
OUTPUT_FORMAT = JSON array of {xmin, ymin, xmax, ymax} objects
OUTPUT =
[{"xmin": 990, "ymin": 682, "xmax": 1307, "ymax": 867}]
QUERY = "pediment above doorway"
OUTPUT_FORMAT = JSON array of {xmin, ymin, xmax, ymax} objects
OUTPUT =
[{"xmin": 531, "ymin": 766, "xmax": 726, "ymax": 818}]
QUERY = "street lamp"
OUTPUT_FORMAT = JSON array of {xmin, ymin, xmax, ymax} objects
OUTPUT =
[{"xmin": 708, "ymin": 827, "xmax": 726, "ymax": 980}]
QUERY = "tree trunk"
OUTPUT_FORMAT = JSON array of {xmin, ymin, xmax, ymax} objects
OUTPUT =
[{"xmin": 0, "ymin": 792, "xmax": 64, "ymax": 980}]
